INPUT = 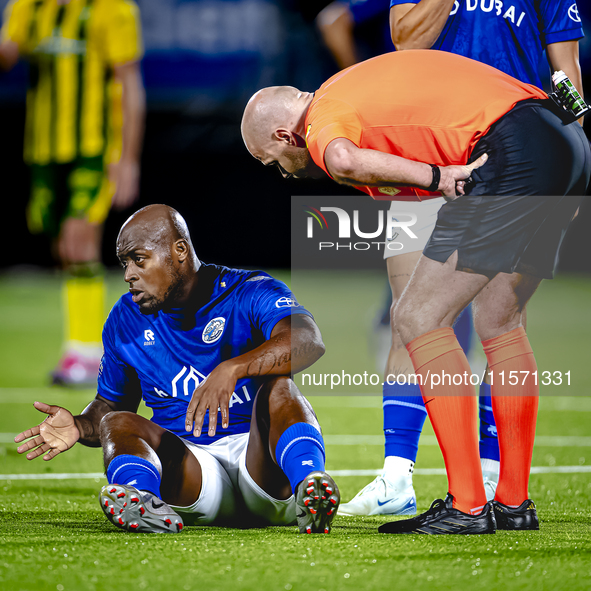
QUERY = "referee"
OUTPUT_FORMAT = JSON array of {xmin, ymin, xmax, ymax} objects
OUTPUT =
[{"xmin": 241, "ymin": 49, "xmax": 591, "ymax": 533}]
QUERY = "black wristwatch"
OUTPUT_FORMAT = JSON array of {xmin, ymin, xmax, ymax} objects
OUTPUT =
[{"xmin": 427, "ymin": 164, "xmax": 440, "ymax": 192}]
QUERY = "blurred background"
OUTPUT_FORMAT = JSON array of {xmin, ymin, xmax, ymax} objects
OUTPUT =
[{"xmin": 1, "ymin": 0, "xmax": 590, "ymax": 272}]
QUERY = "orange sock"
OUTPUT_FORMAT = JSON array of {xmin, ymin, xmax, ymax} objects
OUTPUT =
[
  {"xmin": 482, "ymin": 327, "xmax": 538, "ymax": 506},
  {"xmin": 407, "ymin": 327, "xmax": 486, "ymax": 515}
]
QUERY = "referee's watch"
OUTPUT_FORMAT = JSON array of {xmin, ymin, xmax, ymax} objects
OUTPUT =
[{"xmin": 427, "ymin": 164, "xmax": 441, "ymax": 192}]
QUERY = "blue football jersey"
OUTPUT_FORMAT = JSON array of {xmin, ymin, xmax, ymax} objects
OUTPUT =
[
  {"xmin": 388, "ymin": 0, "xmax": 585, "ymax": 87},
  {"xmin": 97, "ymin": 263, "xmax": 313, "ymax": 444}
]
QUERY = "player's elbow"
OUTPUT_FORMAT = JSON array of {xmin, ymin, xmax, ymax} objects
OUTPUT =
[
  {"xmin": 292, "ymin": 317, "xmax": 326, "ymax": 370},
  {"xmin": 304, "ymin": 323, "xmax": 326, "ymax": 363},
  {"xmin": 300, "ymin": 336, "xmax": 326, "ymax": 371},
  {"xmin": 309, "ymin": 332, "xmax": 326, "ymax": 365},
  {"xmin": 325, "ymin": 141, "xmax": 360, "ymax": 185}
]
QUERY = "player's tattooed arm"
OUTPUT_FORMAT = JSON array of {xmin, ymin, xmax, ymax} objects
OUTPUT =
[
  {"xmin": 245, "ymin": 315, "xmax": 325, "ymax": 377},
  {"xmin": 185, "ymin": 315, "xmax": 325, "ymax": 437}
]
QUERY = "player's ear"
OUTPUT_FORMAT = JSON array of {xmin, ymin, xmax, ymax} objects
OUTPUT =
[{"xmin": 173, "ymin": 239, "xmax": 190, "ymax": 263}]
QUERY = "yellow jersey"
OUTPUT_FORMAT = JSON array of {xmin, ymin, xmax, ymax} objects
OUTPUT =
[{"xmin": 1, "ymin": 0, "xmax": 143, "ymax": 165}]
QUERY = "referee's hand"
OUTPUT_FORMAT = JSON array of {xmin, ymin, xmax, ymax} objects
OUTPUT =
[{"xmin": 438, "ymin": 153, "xmax": 488, "ymax": 200}]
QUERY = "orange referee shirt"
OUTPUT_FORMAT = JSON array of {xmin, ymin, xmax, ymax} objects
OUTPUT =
[{"xmin": 304, "ymin": 50, "xmax": 547, "ymax": 201}]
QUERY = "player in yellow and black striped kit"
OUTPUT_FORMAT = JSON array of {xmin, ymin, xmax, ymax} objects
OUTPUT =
[{"xmin": 0, "ymin": 0, "xmax": 145, "ymax": 385}]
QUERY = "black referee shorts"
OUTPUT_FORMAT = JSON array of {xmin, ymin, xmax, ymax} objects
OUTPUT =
[{"xmin": 423, "ymin": 100, "xmax": 591, "ymax": 278}]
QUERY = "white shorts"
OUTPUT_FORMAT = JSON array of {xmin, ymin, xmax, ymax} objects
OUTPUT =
[
  {"xmin": 170, "ymin": 433, "xmax": 296, "ymax": 527},
  {"xmin": 383, "ymin": 197, "xmax": 446, "ymax": 259}
]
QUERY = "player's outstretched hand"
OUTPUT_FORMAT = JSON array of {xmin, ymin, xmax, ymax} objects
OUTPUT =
[
  {"xmin": 438, "ymin": 153, "xmax": 488, "ymax": 199},
  {"xmin": 185, "ymin": 362, "xmax": 238, "ymax": 438},
  {"xmin": 15, "ymin": 402, "xmax": 80, "ymax": 461}
]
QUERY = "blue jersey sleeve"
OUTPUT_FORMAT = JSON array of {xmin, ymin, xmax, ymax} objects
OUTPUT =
[
  {"xmin": 97, "ymin": 300, "xmax": 142, "ymax": 404},
  {"xmin": 244, "ymin": 275, "xmax": 314, "ymax": 340},
  {"xmin": 348, "ymin": 0, "xmax": 389, "ymax": 24},
  {"xmin": 539, "ymin": 0, "xmax": 584, "ymax": 46}
]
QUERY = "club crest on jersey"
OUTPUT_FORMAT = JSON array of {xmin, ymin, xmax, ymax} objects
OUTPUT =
[
  {"xmin": 202, "ymin": 317, "xmax": 226, "ymax": 343},
  {"xmin": 275, "ymin": 297, "xmax": 298, "ymax": 308}
]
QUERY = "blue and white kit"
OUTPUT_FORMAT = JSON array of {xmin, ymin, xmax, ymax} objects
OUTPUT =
[
  {"xmin": 98, "ymin": 263, "xmax": 313, "ymax": 525},
  {"xmin": 388, "ymin": 0, "xmax": 584, "ymax": 87}
]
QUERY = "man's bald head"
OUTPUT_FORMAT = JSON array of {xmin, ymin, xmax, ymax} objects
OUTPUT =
[
  {"xmin": 118, "ymin": 204, "xmax": 195, "ymax": 256},
  {"xmin": 241, "ymin": 86, "xmax": 323, "ymax": 180},
  {"xmin": 241, "ymin": 86, "xmax": 304, "ymax": 156}
]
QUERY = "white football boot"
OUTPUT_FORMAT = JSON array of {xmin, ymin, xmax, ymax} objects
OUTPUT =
[{"xmin": 338, "ymin": 475, "xmax": 417, "ymax": 516}]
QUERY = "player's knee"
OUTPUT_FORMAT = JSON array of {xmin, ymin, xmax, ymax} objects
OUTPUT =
[
  {"xmin": 258, "ymin": 377, "xmax": 316, "ymax": 425},
  {"xmin": 257, "ymin": 376, "xmax": 295, "ymax": 405},
  {"xmin": 99, "ymin": 411, "xmax": 139, "ymax": 444}
]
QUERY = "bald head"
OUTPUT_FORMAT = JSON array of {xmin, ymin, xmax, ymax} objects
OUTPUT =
[
  {"xmin": 118, "ymin": 204, "xmax": 194, "ymax": 254},
  {"xmin": 117, "ymin": 205, "xmax": 200, "ymax": 313},
  {"xmin": 241, "ymin": 86, "xmax": 322, "ymax": 180},
  {"xmin": 241, "ymin": 86, "xmax": 304, "ymax": 155}
]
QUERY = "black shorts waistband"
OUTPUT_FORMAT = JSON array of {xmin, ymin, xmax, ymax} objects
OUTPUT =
[{"xmin": 498, "ymin": 97, "xmax": 573, "ymax": 126}]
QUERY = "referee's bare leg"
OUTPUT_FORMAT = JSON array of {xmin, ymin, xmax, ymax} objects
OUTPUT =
[{"xmin": 394, "ymin": 251, "xmax": 540, "ymax": 513}]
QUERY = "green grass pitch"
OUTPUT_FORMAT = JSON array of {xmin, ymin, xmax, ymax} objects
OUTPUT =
[{"xmin": 1, "ymin": 269, "xmax": 590, "ymax": 591}]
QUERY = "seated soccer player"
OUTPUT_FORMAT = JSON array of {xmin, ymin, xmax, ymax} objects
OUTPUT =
[{"xmin": 15, "ymin": 204, "xmax": 340, "ymax": 534}]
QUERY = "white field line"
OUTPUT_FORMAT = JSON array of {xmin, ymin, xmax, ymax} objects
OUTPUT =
[
  {"xmin": 2, "ymin": 465, "xmax": 591, "ymax": 481},
  {"xmin": 331, "ymin": 466, "xmax": 591, "ymax": 477},
  {"xmin": 3, "ymin": 389, "xmax": 591, "ymax": 411},
  {"xmin": 2, "ymin": 433, "xmax": 591, "ymax": 446},
  {"xmin": 0, "ymin": 472, "xmax": 105, "ymax": 480}
]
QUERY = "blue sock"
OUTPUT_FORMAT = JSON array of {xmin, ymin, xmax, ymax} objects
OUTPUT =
[
  {"xmin": 383, "ymin": 382, "xmax": 427, "ymax": 462},
  {"xmin": 106, "ymin": 454, "xmax": 162, "ymax": 496},
  {"xmin": 479, "ymin": 383, "xmax": 500, "ymax": 461},
  {"xmin": 275, "ymin": 423, "xmax": 326, "ymax": 494},
  {"xmin": 453, "ymin": 304, "xmax": 473, "ymax": 354}
]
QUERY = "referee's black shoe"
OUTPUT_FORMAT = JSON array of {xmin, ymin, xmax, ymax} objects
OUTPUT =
[
  {"xmin": 378, "ymin": 494, "xmax": 496, "ymax": 535},
  {"xmin": 492, "ymin": 499, "xmax": 539, "ymax": 531}
]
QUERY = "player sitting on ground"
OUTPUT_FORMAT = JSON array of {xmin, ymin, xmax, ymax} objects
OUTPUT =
[{"xmin": 14, "ymin": 204, "xmax": 340, "ymax": 534}]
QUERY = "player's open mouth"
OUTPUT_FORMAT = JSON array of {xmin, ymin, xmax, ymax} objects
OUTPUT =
[{"xmin": 130, "ymin": 289, "xmax": 144, "ymax": 303}]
